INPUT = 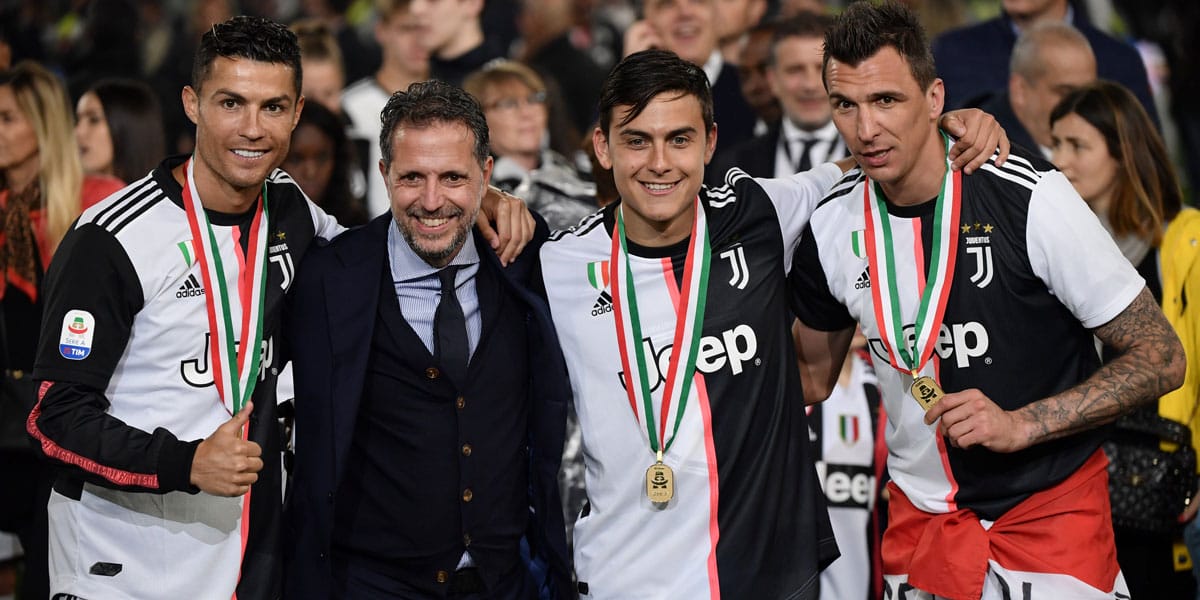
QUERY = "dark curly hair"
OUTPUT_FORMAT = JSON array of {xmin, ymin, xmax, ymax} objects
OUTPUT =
[
  {"xmin": 822, "ymin": 1, "xmax": 936, "ymax": 93},
  {"xmin": 192, "ymin": 15, "xmax": 302, "ymax": 96},
  {"xmin": 379, "ymin": 80, "xmax": 490, "ymax": 169}
]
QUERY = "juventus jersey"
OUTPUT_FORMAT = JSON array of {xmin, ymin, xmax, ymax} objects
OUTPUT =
[
  {"xmin": 808, "ymin": 354, "xmax": 879, "ymax": 600},
  {"xmin": 790, "ymin": 150, "xmax": 1144, "ymax": 520},
  {"xmin": 30, "ymin": 156, "xmax": 342, "ymax": 599},
  {"xmin": 541, "ymin": 164, "xmax": 841, "ymax": 599}
]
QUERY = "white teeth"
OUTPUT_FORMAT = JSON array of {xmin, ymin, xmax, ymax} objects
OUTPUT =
[
  {"xmin": 644, "ymin": 183, "xmax": 674, "ymax": 191},
  {"xmin": 419, "ymin": 217, "xmax": 450, "ymax": 227},
  {"xmin": 233, "ymin": 149, "xmax": 266, "ymax": 158}
]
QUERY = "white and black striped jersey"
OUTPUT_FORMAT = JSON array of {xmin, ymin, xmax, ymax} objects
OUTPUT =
[
  {"xmin": 30, "ymin": 155, "xmax": 342, "ymax": 599},
  {"xmin": 790, "ymin": 150, "xmax": 1144, "ymax": 520},
  {"xmin": 541, "ymin": 164, "xmax": 842, "ymax": 599}
]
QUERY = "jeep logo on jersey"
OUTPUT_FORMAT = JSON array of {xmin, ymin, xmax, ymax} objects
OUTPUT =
[
  {"xmin": 815, "ymin": 462, "xmax": 874, "ymax": 509},
  {"xmin": 181, "ymin": 333, "xmax": 275, "ymax": 387},
  {"xmin": 618, "ymin": 324, "xmax": 760, "ymax": 391},
  {"xmin": 867, "ymin": 321, "xmax": 990, "ymax": 368}
]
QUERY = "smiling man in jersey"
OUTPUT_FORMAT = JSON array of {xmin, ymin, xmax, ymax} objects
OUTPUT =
[
  {"xmin": 539, "ymin": 48, "xmax": 1007, "ymax": 599},
  {"xmin": 789, "ymin": 3, "xmax": 1185, "ymax": 599}
]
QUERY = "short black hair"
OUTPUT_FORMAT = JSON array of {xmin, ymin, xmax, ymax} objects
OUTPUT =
[
  {"xmin": 822, "ymin": 1, "xmax": 936, "ymax": 92},
  {"xmin": 192, "ymin": 16, "xmax": 302, "ymax": 96},
  {"xmin": 379, "ymin": 80, "xmax": 490, "ymax": 169},
  {"xmin": 768, "ymin": 12, "xmax": 834, "ymax": 67},
  {"xmin": 597, "ymin": 49, "xmax": 714, "ymax": 135}
]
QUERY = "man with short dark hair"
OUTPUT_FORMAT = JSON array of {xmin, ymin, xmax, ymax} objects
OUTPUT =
[
  {"xmin": 791, "ymin": 3, "xmax": 1184, "ymax": 598},
  {"xmin": 29, "ymin": 16, "xmax": 340, "ymax": 598},
  {"xmin": 284, "ymin": 80, "xmax": 571, "ymax": 599}
]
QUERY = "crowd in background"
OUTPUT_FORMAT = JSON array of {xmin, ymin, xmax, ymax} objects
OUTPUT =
[{"xmin": 0, "ymin": 0, "xmax": 1198, "ymax": 598}]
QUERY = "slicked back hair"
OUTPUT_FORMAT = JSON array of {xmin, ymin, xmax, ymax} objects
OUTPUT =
[
  {"xmin": 379, "ymin": 80, "xmax": 490, "ymax": 170},
  {"xmin": 597, "ymin": 49, "xmax": 714, "ymax": 136},
  {"xmin": 768, "ymin": 12, "xmax": 834, "ymax": 67},
  {"xmin": 192, "ymin": 16, "xmax": 302, "ymax": 96},
  {"xmin": 822, "ymin": 1, "xmax": 936, "ymax": 93}
]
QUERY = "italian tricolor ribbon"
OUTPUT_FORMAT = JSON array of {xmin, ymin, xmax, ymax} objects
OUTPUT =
[
  {"xmin": 611, "ymin": 198, "xmax": 712, "ymax": 457},
  {"xmin": 863, "ymin": 134, "xmax": 961, "ymax": 377},
  {"xmin": 181, "ymin": 158, "xmax": 269, "ymax": 416}
]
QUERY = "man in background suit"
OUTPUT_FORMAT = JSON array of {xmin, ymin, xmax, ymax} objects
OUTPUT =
[
  {"xmin": 284, "ymin": 80, "xmax": 571, "ymax": 599},
  {"xmin": 711, "ymin": 13, "xmax": 847, "ymax": 181}
]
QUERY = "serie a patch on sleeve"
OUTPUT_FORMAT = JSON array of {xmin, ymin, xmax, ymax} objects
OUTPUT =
[{"xmin": 59, "ymin": 309, "xmax": 96, "ymax": 360}]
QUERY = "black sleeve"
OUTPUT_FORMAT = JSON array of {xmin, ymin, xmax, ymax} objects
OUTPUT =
[
  {"xmin": 29, "ymin": 224, "xmax": 199, "ymax": 493},
  {"xmin": 788, "ymin": 224, "xmax": 856, "ymax": 332}
]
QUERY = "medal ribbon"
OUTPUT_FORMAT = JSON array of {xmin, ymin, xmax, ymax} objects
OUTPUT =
[
  {"xmin": 863, "ymin": 134, "xmax": 961, "ymax": 376},
  {"xmin": 182, "ymin": 159, "xmax": 270, "ymax": 416},
  {"xmin": 611, "ymin": 198, "xmax": 711, "ymax": 457}
]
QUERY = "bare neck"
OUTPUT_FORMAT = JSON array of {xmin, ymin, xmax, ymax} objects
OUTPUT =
[
  {"xmin": 438, "ymin": 23, "xmax": 484, "ymax": 61},
  {"xmin": 172, "ymin": 161, "xmax": 260, "ymax": 214},
  {"xmin": 621, "ymin": 206, "xmax": 693, "ymax": 249},
  {"xmin": 3, "ymin": 154, "xmax": 40, "ymax": 195},
  {"xmin": 377, "ymin": 62, "xmax": 428, "ymax": 93},
  {"xmin": 879, "ymin": 130, "xmax": 948, "ymax": 207}
]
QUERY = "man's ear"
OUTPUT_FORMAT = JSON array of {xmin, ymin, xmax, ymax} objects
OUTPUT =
[
  {"xmin": 593, "ymin": 127, "xmax": 613, "ymax": 170},
  {"xmin": 927, "ymin": 78, "xmax": 945, "ymax": 121},
  {"xmin": 291, "ymin": 95, "xmax": 306, "ymax": 131},
  {"xmin": 182, "ymin": 86, "xmax": 199, "ymax": 125},
  {"xmin": 1008, "ymin": 74, "xmax": 1025, "ymax": 109},
  {"xmin": 703, "ymin": 123, "xmax": 718, "ymax": 165},
  {"xmin": 481, "ymin": 155, "xmax": 494, "ymax": 187}
]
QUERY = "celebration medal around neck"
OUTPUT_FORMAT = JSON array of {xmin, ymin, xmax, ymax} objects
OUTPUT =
[
  {"xmin": 862, "ymin": 135, "xmax": 961, "ymax": 411},
  {"xmin": 181, "ymin": 158, "xmax": 270, "ymax": 417},
  {"xmin": 610, "ymin": 198, "xmax": 711, "ymax": 505}
]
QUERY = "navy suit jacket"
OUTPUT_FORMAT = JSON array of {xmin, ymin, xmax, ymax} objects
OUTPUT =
[
  {"xmin": 979, "ymin": 91, "xmax": 1043, "ymax": 158},
  {"xmin": 932, "ymin": 6, "xmax": 1159, "ymax": 127},
  {"xmin": 282, "ymin": 214, "xmax": 573, "ymax": 599}
]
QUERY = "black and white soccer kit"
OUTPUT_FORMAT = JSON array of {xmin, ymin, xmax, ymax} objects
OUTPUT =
[
  {"xmin": 30, "ymin": 156, "xmax": 341, "ymax": 598},
  {"xmin": 790, "ymin": 151, "xmax": 1143, "ymax": 521},
  {"xmin": 541, "ymin": 164, "xmax": 841, "ymax": 599}
]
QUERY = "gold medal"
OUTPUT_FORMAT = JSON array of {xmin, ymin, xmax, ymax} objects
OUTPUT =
[
  {"xmin": 910, "ymin": 375, "xmax": 944, "ymax": 411},
  {"xmin": 645, "ymin": 460, "xmax": 674, "ymax": 504}
]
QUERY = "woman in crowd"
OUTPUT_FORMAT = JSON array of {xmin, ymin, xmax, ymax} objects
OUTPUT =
[
  {"xmin": 282, "ymin": 100, "xmax": 368, "ymax": 227},
  {"xmin": 0, "ymin": 59, "xmax": 123, "ymax": 600},
  {"xmin": 463, "ymin": 60, "xmax": 597, "ymax": 231},
  {"xmin": 75, "ymin": 78, "xmax": 166, "ymax": 183},
  {"xmin": 1050, "ymin": 78, "xmax": 1200, "ymax": 600}
]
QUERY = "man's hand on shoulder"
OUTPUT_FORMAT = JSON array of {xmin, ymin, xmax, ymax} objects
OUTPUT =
[
  {"xmin": 190, "ymin": 402, "xmax": 263, "ymax": 497},
  {"xmin": 940, "ymin": 108, "xmax": 1011, "ymax": 174},
  {"xmin": 478, "ymin": 186, "xmax": 535, "ymax": 266}
]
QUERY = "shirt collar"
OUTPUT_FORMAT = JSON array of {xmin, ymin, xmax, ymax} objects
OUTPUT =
[
  {"xmin": 702, "ymin": 50, "xmax": 723, "ymax": 85},
  {"xmin": 781, "ymin": 117, "xmax": 838, "ymax": 143},
  {"xmin": 388, "ymin": 220, "xmax": 480, "ymax": 283}
]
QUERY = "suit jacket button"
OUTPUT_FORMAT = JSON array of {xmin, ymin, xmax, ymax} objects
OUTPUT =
[
  {"xmin": 456, "ymin": 396, "xmax": 465, "ymax": 409},
  {"xmin": 461, "ymin": 444, "xmax": 472, "ymax": 456},
  {"xmin": 462, "ymin": 488, "xmax": 473, "ymax": 502},
  {"xmin": 425, "ymin": 367, "xmax": 440, "ymax": 379},
  {"xmin": 463, "ymin": 533, "xmax": 472, "ymax": 546},
  {"xmin": 436, "ymin": 570, "xmax": 448, "ymax": 583}
]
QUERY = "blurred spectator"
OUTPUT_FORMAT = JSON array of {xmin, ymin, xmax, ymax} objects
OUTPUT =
[
  {"xmin": 283, "ymin": 101, "xmax": 369, "ymax": 226},
  {"xmin": 623, "ymin": 0, "xmax": 757, "ymax": 160},
  {"xmin": 778, "ymin": 0, "xmax": 828, "ymax": 17},
  {"xmin": 74, "ymin": 78, "xmax": 166, "ymax": 184},
  {"xmin": 711, "ymin": 13, "xmax": 845, "ymax": 181},
  {"xmin": 932, "ymin": 0, "xmax": 1158, "ymax": 128},
  {"xmin": 736, "ymin": 20, "xmax": 782, "ymax": 134},
  {"xmin": 570, "ymin": 0, "xmax": 630, "ymax": 74},
  {"xmin": 979, "ymin": 22, "xmax": 1096, "ymax": 158},
  {"xmin": 1050, "ymin": 79, "xmax": 1197, "ymax": 600},
  {"xmin": 62, "ymin": 0, "xmax": 143, "ymax": 100},
  {"xmin": 715, "ymin": 0, "xmax": 767, "ymax": 66},
  {"xmin": 343, "ymin": 0, "xmax": 430, "ymax": 218},
  {"xmin": 292, "ymin": 19, "xmax": 348, "ymax": 117},
  {"xmin": 0, "ymin": 60, "xmax": 123, "ymax": 600},
  {"xmin": 463, "ymin": 61, "xmax": 597, "ymax": 231},
  {"xmin": 295, "ymin": 0, "xmax": 382, "ymax": 85},
  {"xmin": 516, "ymin": 0, "xmax": 607, "ymax": 137},
  {"xmin": 411, "ymin": 0, "xmax": 504, "ymax": 86}
]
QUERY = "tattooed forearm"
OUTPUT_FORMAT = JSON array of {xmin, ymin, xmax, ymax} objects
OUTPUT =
[{"xmin": 1014, "ymin": 287, "xmax": 1185, "ymax": 447}]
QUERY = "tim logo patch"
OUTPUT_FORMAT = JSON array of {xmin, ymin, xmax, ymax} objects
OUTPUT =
[{"xmin": 59, "ymin": 310, "xmax": 95, "ymax": 360}]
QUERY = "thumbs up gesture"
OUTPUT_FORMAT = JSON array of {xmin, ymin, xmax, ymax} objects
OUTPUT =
[{"xmin": 189, "ymin": 402, "xmax": 263, "ymax": 496}]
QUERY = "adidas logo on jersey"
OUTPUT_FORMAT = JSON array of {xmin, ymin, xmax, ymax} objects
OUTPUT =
[
  {"xmin": 591, "ymin": 290, "xmax": 614, "ymax": 317},
  {"xmin": 176, "ymin": 274, "xmax": 205, "ymax": 299},
  {"xmin": 854, "ymin": 266, "xmax": 871, "ymax": 290}
]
